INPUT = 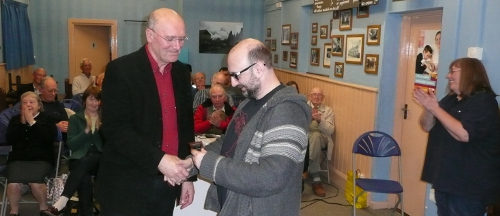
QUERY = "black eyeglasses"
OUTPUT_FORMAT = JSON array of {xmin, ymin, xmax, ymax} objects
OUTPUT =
[
  {"xmin": 149, "ymin": 28, "xmax": 188, "ymax": 44},
  {"xmin": 229, "ymin": 63, "xmax": 257, "ymax": 80}
]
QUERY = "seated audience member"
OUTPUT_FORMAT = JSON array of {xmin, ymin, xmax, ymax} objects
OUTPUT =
[
  {"xmin": 95, "ymin": 73, "xmax": 105, "ymax": 90},
  {"xmin": 47, "ymin": 86, "xmax": 103, "ymax": 216},
  {"xmin": 191, "ymin": 72, "xmax": 210, "ymax": 96},
  {"xmin": 194, "ymin": 84, "xmax": 235, "ymax": 135},
  {"xmin": 6, "ymin": 91, "xmax": 58, "ymax": 216},
  {"xmin": 16, "ymin": 68, "xmax": 47, "ymax": 100},
  {"xmin": 72, "ymin": 58, "xmax": 96, "ymax": 95},
  {"xmin": 40, "ymin": 77, "xmax": 69, "ymax": 141},
  {"xmin": 286, "ymin": 80, "xmax": 300, "ymax": 93},
  {"xmin": 307, "ymin": 87, "xmax": 334, "ymax": 197},
  {"xmin": 219, "ymin": 66, "xmax": 245, "ymax": 105},
  {"xmin": 193, "ymin": 72, "xmax": 234, "ymax": 111}
]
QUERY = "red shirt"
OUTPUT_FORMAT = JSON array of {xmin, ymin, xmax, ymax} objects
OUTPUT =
[{"xmin": 145, "ymin": 45, "xmax": 178, "ymax": 155}]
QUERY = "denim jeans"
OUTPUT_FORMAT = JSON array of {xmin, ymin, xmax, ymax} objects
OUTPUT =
[{"xmin": 435, "ymin": 190, "xmax": 487, "ymax": 216}]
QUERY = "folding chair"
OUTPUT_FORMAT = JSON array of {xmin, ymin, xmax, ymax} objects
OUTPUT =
[
  {"xmin": 352, "ymin": 131, "xmax": 403, "ymax": 216},
  {"xmin": 61, "ymin": 99, "xmax": 82, "ymax": 113}
]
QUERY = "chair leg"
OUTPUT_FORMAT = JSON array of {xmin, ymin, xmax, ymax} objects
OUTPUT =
[
  {"xmin": 391, "ymin": 193, "xmax": 403, "ymax": 216},
  {"xmin": 1, "ymin": 179, "xmax": 9, "ymax": 216}
]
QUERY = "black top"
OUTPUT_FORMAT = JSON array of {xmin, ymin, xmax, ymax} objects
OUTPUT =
[
  {"xmin": 6, "ymin": 112, "xmax": 58, "ymax": 166},
  {"xmin": 421, "ymin": 92, "xmax": 500, "ymax": 203},
  {"xmin": 415, "ymin": 53, "xmax": 427, "ymax": 74}
]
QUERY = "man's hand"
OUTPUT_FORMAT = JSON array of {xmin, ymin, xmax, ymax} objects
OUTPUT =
[
  {"xmin": 190, "ymin": 148, "xmax": 207, "ymax": 169},
  {"xmin": 312, "ymin": 112, "xmax": 322, "ymax": 123},
  {"xmin": 179, "ymin": 182, "xmax": 195, "ymax": 209},
  {"xmin": 158, "ymin": 154, "xmax": 189, "ymax": 186},
  {"xmin": 56, "ymin": 121, "xmax": 69, "ymax": 132}
]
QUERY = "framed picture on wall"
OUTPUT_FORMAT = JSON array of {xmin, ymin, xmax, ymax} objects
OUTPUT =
[
  {"xmin": 274, "ymin": 54, "xmax": 279, "ymax": 63},
  {"xmin": 282, "ymin": 24, "xmax": 291, "ymax": 45},
  {"xmin": 271, "ymin": 39, "xmax": 277, "ymax": 51},
  {"xmin": 331, "ymin": 35, "xmax": 344, "ymax": 56},
  {"xmin": 311, "ymin": 35, "xmax": 317, "ymax": 45},
  {"xmin": 290, "ymin": 52, "xmax": 298, "ymax": 68},
  {"xmin": 345, "ymin": 34, "xmax": 364, "ymax": 64},
  {"xmin": 264, "ymin": 40, "xmax": 271, "ymax": 50},
  {"xmin": 333, "ymin": 10, "xmax": 340, "ymax": 19},
  {"xmin": 310, "ymin": 48, "xmax": 320, "ymax": 66},
  {"xmin": 320, "ymin": 25, "xmax": 328, "ymax": 39},
  {"xmin": 334, "ymin": 62, "xmax": 344, "ymax": 78},
  {"xmin": 330, "ymin": 19, "xmax": 335, "ymax": 38},
  {"xmin": 283, "ymin": 51, "xmax": 288, "ymax": 61},
  {"xmin": 290, "ymin": 32, "xmax": 299, "ymax": 49},
  {"xmin": 365, "ymin": 54, "xmax": 379, "ymax": 74},
  {"xmin": 312, "ymin": 23, "xmax": 318, "ymax": 33},
  {"xmin": 367, "ymin": 25, "xmax": 381, "ymax": 45},
  {"xmin": 323, "ymin": 43, "xmax": 332, "ymax": 68},
  {"xmin": 357, "ymin": 5, "xmax": 369, "ymax": 18},
  {"xmin": 339, "ymin": 9, "xmax": 352, "ymax": 31},
  {"xmin": 267, "ymin": 28, "xmax": 271, "ymax": 37}
]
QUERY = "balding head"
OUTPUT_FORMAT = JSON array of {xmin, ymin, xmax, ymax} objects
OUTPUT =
[
  {"xmin": 146, "ymin": 8, "xmax": 186, "ymax": 66},
  {"xmin": 309, "ymin": 87, "xmax": 325, "ymax": 107},
  {"xmin": 32, "ymin": 68, "xmax": 46, "ymax": 85},
  {"xmin": 39, "ymin": 77, "xmax": 58, "ymax": 102},
  {"xmin": 192, "ymin": 72, "xmax": 206, "ymax": 89},
  {"xmin": 212, "ymin": 72, "xmax": 226, "ymax": 86},
  {"xmin": 209, "ymin": 84, "xmax": 227, "ymax": 109}
]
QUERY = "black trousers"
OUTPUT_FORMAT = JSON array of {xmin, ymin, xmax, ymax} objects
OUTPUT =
[{"xmin": 62, "ymin": 152, "xmax": 100, "ymax": 216}]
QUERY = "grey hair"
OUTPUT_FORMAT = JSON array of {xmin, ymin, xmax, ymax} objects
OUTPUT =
[
  {"xmin": 80, "ymin": 58, "xmax": 92, "ymax": 67},
  {"xmin": 39, "ymin": 77, "xmax": 56, "ymax": 90},
  {"xmin": 20, "ymin": 91, "xmax": 44, "ymax": 112}
]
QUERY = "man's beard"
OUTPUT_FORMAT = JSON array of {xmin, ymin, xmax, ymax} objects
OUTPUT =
[{"xmin": 237, "ymin": 73, "xmax": 260, "ymax": 99}]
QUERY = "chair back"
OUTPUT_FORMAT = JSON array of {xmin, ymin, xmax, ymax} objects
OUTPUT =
[
  {"xmin": 71, "ymin": 93, "xmax": 83, "ymax": 105},
  {"xmin": 352, "ymin": 131, "xmax": 401, "ymax": 157},
  {"xmin": 61, "ymin": 99, "xmax": 82, "ymax": 112},
  {"xmin": 0, "ymin": 107, "xmax": 20, "ymax": 145}
]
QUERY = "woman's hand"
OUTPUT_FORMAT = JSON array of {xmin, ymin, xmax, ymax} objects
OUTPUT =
[{"xmin": 414, "ymin": 88, "xmax": 439, "ymax": 113}]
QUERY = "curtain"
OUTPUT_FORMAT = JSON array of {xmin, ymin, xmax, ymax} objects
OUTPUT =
[{"xmin": 1, "ymin": 0, "xmax": 35, "ymax": 70}]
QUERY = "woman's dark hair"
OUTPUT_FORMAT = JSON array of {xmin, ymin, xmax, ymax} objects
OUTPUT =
[
  {"xmin": 82, "ymin": 86, "xmax": 102, "ymax": 109},
  {"xmin": 448, "ymin": 58, "xmax": 496, "ymax": 98},
  {"xmin": 286, "ymin": 80, "xmax": 299, "ymax": 93}
]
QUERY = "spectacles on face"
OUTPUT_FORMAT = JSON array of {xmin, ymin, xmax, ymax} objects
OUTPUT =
[
  {"xmin": 149, "ymin": 28, "xmax": 188, "ymax": 44},
  {"xmin": 229, "ymin": 63, "xmax": 257, "ymax": 80},
  {"xmin": 310, "ymin": 93, "xmax": 324, "ymax": 98}
]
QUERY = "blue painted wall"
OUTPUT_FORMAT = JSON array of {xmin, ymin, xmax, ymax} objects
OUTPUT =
[{"xmin": 23, "ymin": 0, "xmax": 263, "ymax": 85}]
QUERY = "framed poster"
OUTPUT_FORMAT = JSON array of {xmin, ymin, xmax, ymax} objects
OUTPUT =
[
  {"xmin": 267, "ymin": 28, "xmax": 271, "ymax": 37},
  {"xmin": 365, "ymin": 54, "xmax": 379, "ymax": 74},
  {"xmin": 290, "ymin": 52, "xmax": 298, "ymax": 68},
  {"xmin": 323, "ymin": 43, "xmax": 332, "ymax": 68},
  {"xmin": 334, "ymin": 62, "xmax": 344, "ymax": 78},
  {"xmin": 312, "ymin": 23, "xmax": 318, "ymax": 33},
  {"xmin": 310, "ymin": 48, "xmax": 320, "ymax": 66},
  {"xmin": 271, "ymin": 39, "xmax": 277, "ymax": 51},
  {"xmin": 320, "ymin": 25, "xmax": 328, "ymax": 39},
  {"xmin": 274, "ymin": 54, "xmax": 279, "ymax": 63},
  {"xmin": 283, "ymin": 51, "xmax": 288, "ymax": 61},
  {"xmin": 290, "ymin": 32, "xmax": 299, "ymax": 49},
  {"xmin": 339, "ymin": 9, "xmax": 352, "ymax": 31},
  {"xmin": 282, "ymin": 24, "xmax": 291, "ymax": 45},
  {"xmin": 331, "ymin": 35, "xmax": 344, "ymax": 56},
  {"xmin": 357, "ymin": 5, "xmax": 369, "ymax": 18},
  {"xmin": 311, "ymin": 35, "xmax": 318, "ymax": 45},
  {"xmin": 345, "ymin": 34, "xmax": 364, "ymax": 64},
  {"xmin": 367, "ymin": 25, "xmax": 381, "ymax": 45}
]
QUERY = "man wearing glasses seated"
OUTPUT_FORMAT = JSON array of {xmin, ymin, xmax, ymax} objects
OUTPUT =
[
  {"xmin": 194, "ymin": 84, "xmax": 235, "ymax": 135},
  {"xmin": 40, "ymin": 77, "xmax": 69, "ymax": 138},
  {"xmin": 306, "ymin": 87, "xmax": 334, "ymax": 197}
]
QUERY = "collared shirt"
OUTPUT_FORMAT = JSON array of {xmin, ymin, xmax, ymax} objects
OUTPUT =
[{"xmin": 145, "ymin": 45, "xmax": 178, "ymax": 156}]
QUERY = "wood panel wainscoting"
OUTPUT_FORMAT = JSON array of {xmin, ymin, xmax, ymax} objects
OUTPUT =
[{"xmin": 275, "ymin": 68, "xmax": 379, "ymax": 203}]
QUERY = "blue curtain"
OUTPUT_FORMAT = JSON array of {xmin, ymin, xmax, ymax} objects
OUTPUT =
[{"xmin": 1, "ymin": 0, "xmax": 35, "ymax": 70}]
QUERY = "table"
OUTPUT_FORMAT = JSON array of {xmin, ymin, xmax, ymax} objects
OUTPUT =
[{"xmin": 172, "ymin": 137, "xmax": 217, "ymax": 216}]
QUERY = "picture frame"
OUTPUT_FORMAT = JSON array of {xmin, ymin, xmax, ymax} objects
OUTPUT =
[
  {"xmin": 283, "ymin": 51, "xmax": 288, "ymax": 61},
  {"xmin": 312, "ymin": 23, "xmax": 318, "ymax": 33},
  {"xmin": 334, "ymin": 62, "xmax": 344, "ymax": 78},
  {"xmin": 281, "ymin": 24, "xmax": 291, "ymax": 45},
  {"xmin": 331, "ymin": 35, "xmax": 344, "ymax": 56},
  {"xmin": 364, "ymin": 54, "xmax": 379, "ymax": 74},
  {"xmin": 333, "ymin": 10, "xmax": 340, "ymax": 19},
  {"xmin": 329, "ymin": 19, "xmax": 335, "ymax": 38},
  {"xmin": 323, "ymin": 43, "xmax": 332, "ymax": 68},
  {"xmin": 310, "ymin": 48, "xmax": 320, "ymax": 66},
  {"xmin": 320, "ymin": 25, "xmax": 328, "ymax": 39},
  {"xmin": 271, "ymin": 39, "xmax": 277, "ymax": 51},
  {"xmin": 290, "ymin": 32, "xmax": 299, "ymax": 49},
  {"xmin": 267, "ymin": 28, "xmax": 271, "ymax": 37},
  {"xmin": 274, "ymin": 54, "xmax": 279, "ymax": 64},
  {"xmin": 339, "ymin": 9, "xmax": 352, "ymax": 31},
  {"xmin": 366, "ymin": 25, "xmax": 381, "ymax": 45},
  {"xmin": 311, "ymin": 35, "xmax": 317, "ymax": 45},
  {"xmin": 264, "ymin": 40, "xmax": 271, "ymax": 50},
  {"xmin": 345, "ymin": 34, "xmax": 364, "ymax": 64},
  {"xmin": 289, "ymin": 51, "xmax": 298, "ymax": 68},
  {"xmin": 357, "ymin": 5, "xmax": 369, "ymax": 18}
]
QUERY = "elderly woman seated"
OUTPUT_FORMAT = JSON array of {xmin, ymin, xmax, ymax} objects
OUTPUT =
[
  {"xmin": 5, "ymin": 91, "xmax": 57, "ymax": 216},
  {"xmin": 194, "ymin": 84, "xmax": 236, "ymax": 135}
]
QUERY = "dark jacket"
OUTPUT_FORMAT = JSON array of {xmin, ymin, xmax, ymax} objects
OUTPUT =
[
  {"xmin": 67, "ymin": 111, "xmax": 103, "ymax": 159},
  {"xmin": 6, "ymin": 112, "xmax": 57, "ymax": 166},
  {"xmin": 95, "ymin": 45, "xmax": 195, "ymax": 215}
]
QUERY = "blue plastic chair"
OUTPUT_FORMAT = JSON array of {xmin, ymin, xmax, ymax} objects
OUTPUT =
[
  {"xmin": 352, "ymin": 131, "xmax": 403, "ymax": 216},
  {"xmin": 61, "ymin": 99, "xmax": 82, "ymax": 113},
  {"xmin": 71, "ymin": 93, "xmax": 84, "ymax": 105}
]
